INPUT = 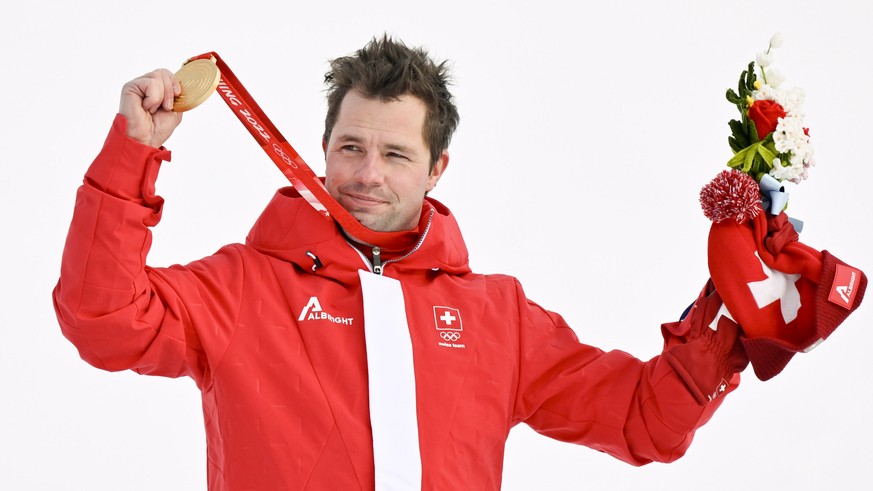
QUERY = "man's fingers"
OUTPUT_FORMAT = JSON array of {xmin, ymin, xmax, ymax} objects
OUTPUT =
[
  {"xmin": 118, "ymin": 68, "xmax": 184, "ymax": 147},
  {"xmin": 141, "ymin": 78, "xmax": 164, "ymax": 114},
  {"xmin": 126, "ymin": 70, "xmax": 177, "ymax": 114},
  {"xmin": 158, "ymin": 69, "xmax": 180, "ymax": 112}
]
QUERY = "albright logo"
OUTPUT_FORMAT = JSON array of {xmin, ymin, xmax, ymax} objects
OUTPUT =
[
  {"xmin": 828, "ymin": 264, "xmax": 861, "ymax": 310},
  {"xmin": 298, "ymin": 297, "xmax": 354, "ymax": 326}
]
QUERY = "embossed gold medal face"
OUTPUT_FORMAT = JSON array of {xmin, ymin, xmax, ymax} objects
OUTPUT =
[{"xmin": 173, "ymin": 58, "xmax": 221, "ymax": 112}]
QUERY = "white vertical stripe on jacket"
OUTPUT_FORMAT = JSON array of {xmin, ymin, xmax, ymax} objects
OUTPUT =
[{"xmin": 359, "ymin": 270, "xmax": 422, "ymax": 490}]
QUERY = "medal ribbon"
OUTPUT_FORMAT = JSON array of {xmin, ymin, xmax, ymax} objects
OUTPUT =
[{"xmin": 186, "ymin": 52, "xmax": 417, "ymax": 248}]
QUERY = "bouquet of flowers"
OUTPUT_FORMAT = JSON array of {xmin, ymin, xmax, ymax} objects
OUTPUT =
[
  {"xmin": 695, "ymin": 35, "xmax": 866, "ymax": 381},
  {"xmin": 726, "ymin": 33, "xmax": 814, "ymax": 184},
  {"xmin": 701, "ymin": 34, "xmax": 814, "ymax": 224}
]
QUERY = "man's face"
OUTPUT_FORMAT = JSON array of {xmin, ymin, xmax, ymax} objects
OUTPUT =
[{"xmin": 324, "ymin": 90, "xmax": 448, "ymax": 233}]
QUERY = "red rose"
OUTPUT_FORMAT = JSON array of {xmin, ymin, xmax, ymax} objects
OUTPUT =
[{"xmin": 747, "ymin": 99, "xmax": 786, "ymax": 140}]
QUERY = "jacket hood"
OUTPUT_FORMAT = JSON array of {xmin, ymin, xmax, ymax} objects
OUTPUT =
[{"xmin": 245, "ymin": 186, "xmax": 471, "ymax": 276}]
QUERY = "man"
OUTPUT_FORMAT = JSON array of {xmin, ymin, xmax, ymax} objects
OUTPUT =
[{"xmin": 53, "ymin": 36, "xmax": 749, "ymax": 490}]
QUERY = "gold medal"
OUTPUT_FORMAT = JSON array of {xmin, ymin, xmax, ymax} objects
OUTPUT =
[{"xmin": 173, "ymin": 57, "xmax": 221, "ymax": 112}]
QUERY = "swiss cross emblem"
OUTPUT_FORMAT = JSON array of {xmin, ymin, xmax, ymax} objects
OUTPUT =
[
  {"xmin": 434, "ymin": 306, "xmax": 462, "ymax": 331},
  {"xmin": 707, "ymin": 378, "xmax": 730, "ymax": 402}
]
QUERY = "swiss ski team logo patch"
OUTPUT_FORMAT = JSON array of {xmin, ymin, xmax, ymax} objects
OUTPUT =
[
  {"xmin": 434, "ymin": 306, "xmax": 462, "ymax": 331},
  {"xmin": 828, "ymin": 264, "xmax": 861, "ymax": 309},
  {"xmin": 434, "ymin": 306, "xmax": 463, "ymax": 344}
]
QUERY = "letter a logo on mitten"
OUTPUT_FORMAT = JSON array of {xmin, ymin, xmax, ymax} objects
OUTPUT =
[{"xmin": 828, "ymin": 264, "xmax": 861, "ymax": 309}]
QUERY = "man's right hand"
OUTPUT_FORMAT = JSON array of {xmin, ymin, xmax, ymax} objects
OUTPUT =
[{"xmin": 119, "ymin": 69, "xmax": 183, "ymax": 148}]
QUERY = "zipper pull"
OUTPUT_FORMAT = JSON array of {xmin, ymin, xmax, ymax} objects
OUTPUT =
[{"xmin": 372, "ymin": 247, "xmax": 383, "ymax": 275}]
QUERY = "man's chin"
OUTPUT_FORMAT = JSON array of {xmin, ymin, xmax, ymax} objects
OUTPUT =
[
  {"xmin": 349, "ymin": 211, "xmax": 390, "ymax": 233},
  {"xmin": 343, "ymin": 204, "xmax": 415, "ymax": 233}
]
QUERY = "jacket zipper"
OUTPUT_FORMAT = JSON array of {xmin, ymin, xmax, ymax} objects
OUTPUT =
[
  {"xmin": 350, "ymin": 208, "xmax": 435, "ymax": 276},
  {"xmin": 372, "ymin": 247, "xmax": 383, "ymax": 275}
]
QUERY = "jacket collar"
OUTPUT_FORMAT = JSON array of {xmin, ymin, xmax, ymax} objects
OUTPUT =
[{"xmin": 245, "ymin": 186, "xmax": 471, "ymax": 277}]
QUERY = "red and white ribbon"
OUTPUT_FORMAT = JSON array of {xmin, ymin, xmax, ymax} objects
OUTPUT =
[{"xmin": 188, "ymin": 51, "xmax": 418, "ymax": 248}]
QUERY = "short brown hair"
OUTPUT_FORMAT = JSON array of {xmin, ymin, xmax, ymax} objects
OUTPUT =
[{"xmin": 323, "ymin": 35, "xmax": 460, "ymax": 169}]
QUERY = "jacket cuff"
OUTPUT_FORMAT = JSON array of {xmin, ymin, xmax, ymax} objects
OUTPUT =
[{"xmin": 84, "ymin": 114, "xmax": 171, "ymax": 205}]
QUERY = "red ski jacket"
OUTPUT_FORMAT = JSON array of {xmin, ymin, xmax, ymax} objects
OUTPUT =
[{"xmin": 54, "ymin": 116, "xmax": 738, "ymax": 490}]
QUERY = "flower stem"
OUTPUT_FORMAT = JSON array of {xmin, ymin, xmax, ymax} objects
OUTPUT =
[{"xmin": 761, "ymin": 43, "xmax": 773, "ymax": 85}]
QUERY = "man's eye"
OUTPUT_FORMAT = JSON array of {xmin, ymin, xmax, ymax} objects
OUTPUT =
[
  {"xmin": 388, "ymin": 152, "xmax": 409, "ymax": 161},
  {"xmin": 342, "ymin": 145, "xmax": 361, "ymax": 152}
]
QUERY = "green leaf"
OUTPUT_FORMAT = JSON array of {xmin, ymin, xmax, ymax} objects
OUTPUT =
[
  {"xmin": 729, "ymin": 136, "xmax": 744, "ymax": 153},
  {"xmin": 756, "ymin": 143, "xmax": 776, "ymax": 166},
  {"xmin": 728, "ymin": 118, "xmax": 750, "ymax": 149},
  {"xmin": 763, "ymin": 139, "xmax": 779, "ymax": 158},
  {"xmin": 738, "ymin": 70, "xmax": 748, "ymax": 98},
  {"xmin": 727, "ymin": 145, "xmax": 753, "ymax": 169},
  {"xmin": 726, "ymin": 88, "xmax": 741, "ymax": 104},
  {"xmin": 744, "ymin": 116, "xmax": 759, "ymax": 143},
  {"xmin": 743, "ymin": 143, "xmax": 757, "ymax": 172},
  {"xmin": 745, "ymin": 61, "xmax": 757, "ymax": 91},
  {"xmin": 728, "ymin": 118, "xmax": 745, "ymax": 135}
]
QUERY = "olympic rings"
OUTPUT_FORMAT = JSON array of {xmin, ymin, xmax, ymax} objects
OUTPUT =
[{"xmin": 439, "ymin": 332, "xmax": 461, "ymax": 342}]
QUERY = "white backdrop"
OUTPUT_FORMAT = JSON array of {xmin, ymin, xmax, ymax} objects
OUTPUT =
[{"xmin": 2, "ymin": 1, "xmax": 871, "ymax": 489}]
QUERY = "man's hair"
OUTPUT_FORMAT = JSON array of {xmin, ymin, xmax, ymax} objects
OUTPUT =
[{"xmin": 323, "ymin": 35, "xmax": 460, "ymax": 169}]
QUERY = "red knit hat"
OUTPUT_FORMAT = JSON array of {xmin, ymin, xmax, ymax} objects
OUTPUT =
[{"xmin": 702, "ymin": 170, "xmax": 866, "ymax": 380}]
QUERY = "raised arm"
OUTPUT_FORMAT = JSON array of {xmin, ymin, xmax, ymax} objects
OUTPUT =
[{"xmin": 52, "ymin": 70, "xmax": 240, "ymax": 389}]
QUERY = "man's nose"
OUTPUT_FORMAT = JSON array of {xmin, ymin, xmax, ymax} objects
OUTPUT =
[{"xmin": 354, "ymin": 152, "xmax": 385, "ymax": 185}]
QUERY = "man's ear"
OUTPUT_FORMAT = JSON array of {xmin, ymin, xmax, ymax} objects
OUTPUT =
[
  {"xmin": 426, "ymin": 150, "xmax": 449, "ymax": 192},
  {"xmin": 322, "ymin": 139, "xmax": 328, "ymax": 156}
]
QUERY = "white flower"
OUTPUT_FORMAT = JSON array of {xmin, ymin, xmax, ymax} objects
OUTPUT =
[
  {"xmin": 766, "ymin": 68, "xmax": 785, "ymax": 88},
  {"xmin": 753, "ymin": 85, "xmax": 805, "ymax": 115},
  {"xmin": 756, "ymin": 51, "xmax": 773, "ymax": 68},
  {"xmin": 773, "ymin": 130, "xmax": 791, "ymax": 153},
  {"xmin": 781, "ymin": 87, "xmax": 806, "ymax": 113},
  {"xmin": 755, "ymin": 94, "xmax": 813, "ymax": 183},
  {"xmin": 742, "ymin": 35, "xmax": 814, "ymax": 185},
  {"xmin": 753, "ymin": 84, "xmax": 776, "ymax": 100},
  {"xmin": 769, "ymin": 157, "xmax": 804, "ymax": 183},
  {"xmin": 798, "ymin": 167, "xmax": 809, "ymax": 182},
  {"xmin": 769, "ymin": 32, "xmax": 784, "ymax": 49}
]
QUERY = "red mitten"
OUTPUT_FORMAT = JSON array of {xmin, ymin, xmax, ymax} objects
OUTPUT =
[
  {"xmin": 662, "ymin": 281, "xmax": 750, "ymax": 405},
  {"xmin": 708, "ymin": 211, "xmax": 867, "ymax": 380}
]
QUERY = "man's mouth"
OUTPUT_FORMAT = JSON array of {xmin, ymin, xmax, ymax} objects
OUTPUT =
[{"xmin": 343, "ymin": 191, "xmax": 388, "ymax": 208}]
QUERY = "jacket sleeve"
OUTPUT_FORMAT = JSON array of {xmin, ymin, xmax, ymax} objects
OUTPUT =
[
  {"xmin": 511, "ymin": 279, "xmax": 741, "ymax": 466},
  {"xmin": 52, "ymin": 115, "xmax": 243, "ymax": 389}
]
